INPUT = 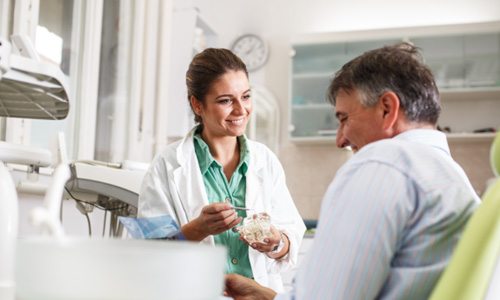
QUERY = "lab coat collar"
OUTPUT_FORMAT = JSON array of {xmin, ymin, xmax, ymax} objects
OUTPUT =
[
  {"xmin": 175, "ymin": 126, "xmax": 198, "ymax": 166},
  {"xmin": 173, "ymin": 126, "xmax": 210, "ymax": 223}
]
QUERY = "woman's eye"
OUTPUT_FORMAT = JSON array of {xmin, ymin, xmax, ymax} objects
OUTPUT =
[
  {"xmin": 218, "ymin": 99, "xmax": 231, "ymax": 105},
  {"xmin": 243, "ymin": 94, "xmax": 251, "ymax": 100}
]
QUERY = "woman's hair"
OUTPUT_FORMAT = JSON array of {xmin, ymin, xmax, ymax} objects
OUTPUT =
[
  {"xmin": 186, "ymin": 48, "xmax": 248, "ymax": 123},
  {"xmin": 328, "ymin": 42, "xmax": 441, "ymax": 125}
]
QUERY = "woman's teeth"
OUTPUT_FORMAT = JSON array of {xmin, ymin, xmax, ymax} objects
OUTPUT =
[{"xmin": 228, "ymin": 119, "xmax": 244, "ymax": 125}]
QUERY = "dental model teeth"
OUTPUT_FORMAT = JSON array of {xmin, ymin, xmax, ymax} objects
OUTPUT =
[{"xmin": 238, "ymin": 212, "xmax": 273, "ymax": 244}]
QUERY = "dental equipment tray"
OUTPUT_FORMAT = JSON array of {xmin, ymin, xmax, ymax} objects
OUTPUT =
[{"xmin": 65, "ymin": 162, "xmax": 146, "ymax": 209}]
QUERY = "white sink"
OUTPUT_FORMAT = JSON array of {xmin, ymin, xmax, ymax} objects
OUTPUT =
[{"xmin": 16, "ymin": 237, "xmax": 226, "ymax": 300}]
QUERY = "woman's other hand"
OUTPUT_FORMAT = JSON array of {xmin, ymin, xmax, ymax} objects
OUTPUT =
[
  {"xmin": 240, "ymin": 226, "xmax": 289, "ymax": 259},
  {"xmin": 181, "ymin": 202, "xmax": 242, "ymax": 241}
]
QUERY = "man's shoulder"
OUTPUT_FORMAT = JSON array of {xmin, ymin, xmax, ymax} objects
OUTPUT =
[{"xmin": 345, "ymin": 138, "xmax": 434, "ymax": 176}]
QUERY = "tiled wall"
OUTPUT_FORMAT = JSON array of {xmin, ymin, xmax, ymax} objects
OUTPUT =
[
  {"xmin": 280, "ymin": 139, "xmax": 495, "ymax": 220},
  {"xmin": 279, "ymin": 143, "xmax": 352, "ymax": 220}
]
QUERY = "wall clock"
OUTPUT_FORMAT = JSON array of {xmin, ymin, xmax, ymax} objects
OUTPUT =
[{"xmin": 231, "ymin": 34, "xmax": 269, "ymax": 72}]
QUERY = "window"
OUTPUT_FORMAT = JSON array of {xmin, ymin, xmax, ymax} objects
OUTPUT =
[
  {"xmin": 30, "ymin": 0, "xmax": 75, "ymax": 153},
  {"xmin": 2, "ymin": 0, "xmax": 175, "ymax": 163}
]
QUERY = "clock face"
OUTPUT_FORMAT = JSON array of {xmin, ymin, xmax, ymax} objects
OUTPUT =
[{"xmin": 231, "ymin": 34, "xmax": 269, "ymax": 72}]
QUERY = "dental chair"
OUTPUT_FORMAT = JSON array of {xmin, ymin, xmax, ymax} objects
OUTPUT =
[
  {"xmin": 429, "ymin": 132, "xmax": 500, "ymax": 300},
  {"xmin": 0, "ymin": 36, "xmax": 226, "ymax": 300}
]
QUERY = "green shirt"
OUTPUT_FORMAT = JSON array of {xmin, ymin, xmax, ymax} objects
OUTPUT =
[{"xmin": 193, "ymin": 132, "xmax": 253, "ymax": 278}]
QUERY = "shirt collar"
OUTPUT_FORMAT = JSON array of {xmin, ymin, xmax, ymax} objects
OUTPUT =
[
  {"xmin": 394, "ymin": 129, "xmax": 451, "ymax": 156},
  {"xmin": 193, "ymin": 131, "xmax": 250, "ymax": 175},
  {"xmin": 193, "ymin": 133, "xmax": 216, "ymax": 174}
]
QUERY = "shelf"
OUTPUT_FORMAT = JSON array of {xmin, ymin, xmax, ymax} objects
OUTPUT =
[
  {"xmin": 446, "ymin": 132, "xmax": 496, "ymax": 142},
  {"xmin": 440, "ymin": 87, "xmax": 500, "ymax": 101},
  {"xmin": 290, "ymin": 136, "xmax": 336, "ymax": 144},
  {"xmin": 291, "ymin": 103, "xmax": 332, "ymax": 109},
  {"xmin": 289, "ymin": 132, "xmax": 496, "ymax": 144},
  {"xmin": 293, "ymin": 72, "xmax": 332, "ymax": 79}
]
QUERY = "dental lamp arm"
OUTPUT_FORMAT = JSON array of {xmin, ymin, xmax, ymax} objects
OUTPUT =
[{"xmin": 30, "ymin": 164, "xmax": 71, "ymax": 238}]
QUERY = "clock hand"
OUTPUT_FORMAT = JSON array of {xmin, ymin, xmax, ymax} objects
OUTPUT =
[{"xmin": 245, "ymin": 45, "xmax": 255, "ymax": 56}]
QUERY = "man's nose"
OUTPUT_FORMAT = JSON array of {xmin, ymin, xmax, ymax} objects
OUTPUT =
[{"xmin": 336, "ymin": 127, "xmax": 348, "ymax": 148}]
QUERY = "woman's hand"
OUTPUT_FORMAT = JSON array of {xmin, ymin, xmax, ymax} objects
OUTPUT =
[
  {"xmin": 181, "ymin": 202, "xmax": 242, "ymax": 241},
  {"xmin": 240, "ymin": 226, "xmax": 290, "ymax": 259}
]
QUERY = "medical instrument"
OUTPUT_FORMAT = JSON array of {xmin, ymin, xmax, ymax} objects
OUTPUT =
[
  {"xmin": 231, "ymin": 205, "xmax": 253, "ymax": 211},
  {"xmin": 225, "ymin": 197, "xmax": 253, "ymax": 211}
]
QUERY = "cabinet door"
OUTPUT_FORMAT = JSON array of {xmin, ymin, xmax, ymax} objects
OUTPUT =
[
  {"xmin": 463, "ymin": 33, "xmax": 500, "ymax": 87},
  {"xmin": 411, "ymin": 32, "xmax": 500, "ymax": 138},
  {"xmin": 411, "ymin": 33, "xmax": 500, "ymax": 89},
  {"xmin": 290, "ymin": 24, "xmax": 500, "ymax": 143},
  {"xmin": 290, "ymin": 39, "xmax": 398, "ymax": 140},
  {"xmin": 291, "ymin": 43, "xmax": 342, "ymax": 138},
  {"xmin": 411, "ymin": 35, "xmax": 465, "ymax": 88}
]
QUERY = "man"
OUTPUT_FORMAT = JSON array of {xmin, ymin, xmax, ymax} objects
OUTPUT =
[{"xmin": 224, "ymin": 43, "xmax": 480, "ymax": 299}]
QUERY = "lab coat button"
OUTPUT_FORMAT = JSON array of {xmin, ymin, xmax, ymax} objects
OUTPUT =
[
  {"xmin": 231, "ymin": 257, "xmax": 238, "ymax": 265},
  {"xmin": 225, "ymin": 197, "xmax": 231, "ymax": 202}
]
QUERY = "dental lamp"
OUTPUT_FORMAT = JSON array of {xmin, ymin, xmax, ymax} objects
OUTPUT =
[{"xmin": 0, "ymin": 35, "xmax": 69, "ymax": 120}]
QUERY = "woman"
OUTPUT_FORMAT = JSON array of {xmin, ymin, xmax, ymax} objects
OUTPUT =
[{"xmin": 138, "ymin": 48, "xmax": 305, "ymax": 291}]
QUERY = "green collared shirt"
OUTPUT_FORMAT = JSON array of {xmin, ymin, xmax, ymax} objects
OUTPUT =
[{"xmin": 193, "ymin": 132, "xmax": 253, "ymax": 278}]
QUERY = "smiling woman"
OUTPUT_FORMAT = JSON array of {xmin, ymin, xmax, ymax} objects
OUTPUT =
[{"xmin": 138, "ymin": 48, "xmax": 306, "ymax": 292}]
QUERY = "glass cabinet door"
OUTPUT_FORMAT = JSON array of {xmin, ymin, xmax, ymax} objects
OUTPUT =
[
  {"xmin": 411, "ymin": 33, "xmax": 500, "ymax": 89},
  {"xmin": 290, "ymin": 39, "xmax": 398, "ymax": 139},
  {"xmin": 463, "ymin": 33, "xmax": 500, "ymax": 87},
  {"xmin": 290, "ymin": 25, "xmax": 500, "ymax": 142}
]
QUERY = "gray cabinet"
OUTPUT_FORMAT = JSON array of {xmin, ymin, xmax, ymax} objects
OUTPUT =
[{"xmin": 290, "ymin": 22, "xmax": 500, "ymax": 142}]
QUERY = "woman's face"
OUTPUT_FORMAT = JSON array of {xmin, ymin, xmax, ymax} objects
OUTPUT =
[{"xmin": 192, "ymin": 70, "xmax": 252, "ymax": 138}]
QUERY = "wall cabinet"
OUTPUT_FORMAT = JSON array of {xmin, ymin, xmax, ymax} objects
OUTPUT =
[{"xmin": 290, "ymin": 22, "xmax": 500, "ymax": 143}]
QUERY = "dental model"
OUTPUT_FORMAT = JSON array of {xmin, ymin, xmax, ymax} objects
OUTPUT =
[{"xmin": 238, "ymin": 212, "xmax": 273, "ymax": 244}]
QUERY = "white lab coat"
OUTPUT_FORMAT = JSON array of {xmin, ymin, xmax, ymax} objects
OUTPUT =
[{"xmin": 138, "ymin": 127, "xmax": 306, "ymax": 291}]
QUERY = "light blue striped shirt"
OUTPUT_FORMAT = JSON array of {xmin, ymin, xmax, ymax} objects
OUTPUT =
[{"xmin": 276, "ymin": 129, "xmax": 480, "ymax": 300}]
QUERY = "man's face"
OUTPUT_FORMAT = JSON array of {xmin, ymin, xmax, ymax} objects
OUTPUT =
[{"xmin": 334, "ymin": 89, "xmax": 388, "ymax": 152}]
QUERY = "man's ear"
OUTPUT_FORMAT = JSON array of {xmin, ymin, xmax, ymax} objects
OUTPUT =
[
  {"xmin": 379, "ymin": 91, "xmax": 400, "ymax": 130},
  {"xmin": 190, "ymin": 96, "xmax": 202, "ymax": 116}
]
